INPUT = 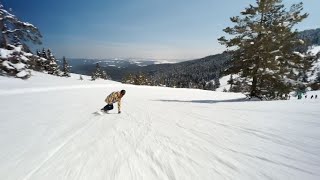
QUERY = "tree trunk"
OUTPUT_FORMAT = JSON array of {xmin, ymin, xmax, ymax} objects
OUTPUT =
[
  {"xmin": 251, "ymin": 75, "xmax": 257, "ymax": 97},
  {"xmin": 229, "ymin": 74, "xmax": 233, "ymax": 91},
  {"xmin": 250, "ymin": 0, "xmax": 266, "ymax": 98},
  {"xmin": 0, "ymin": 20, "xmax": 8, "ymax": 48},
  {"xmin": 2, "ymin": 33, "xmax": 8, "ymax": 48}
]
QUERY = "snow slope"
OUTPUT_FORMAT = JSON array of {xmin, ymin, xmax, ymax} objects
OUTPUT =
[{"xmin": 0, "ymin": 72, "xmax": 320, "ymax": 180}]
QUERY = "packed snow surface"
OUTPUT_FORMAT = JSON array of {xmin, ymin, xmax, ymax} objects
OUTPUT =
[{"xmin": 0, "ymin": 72, "xmax": 319, "ymax": 180}]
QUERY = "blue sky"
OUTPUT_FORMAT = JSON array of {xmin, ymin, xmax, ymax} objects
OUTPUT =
[{"xmin": 2, "ymin": 0, "xmax": 320, "ymax": 59}]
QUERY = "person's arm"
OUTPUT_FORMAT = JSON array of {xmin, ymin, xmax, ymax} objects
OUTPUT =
[{"xmin": 118, "ymin": 99, "xmax": 121, "ymax": 113}]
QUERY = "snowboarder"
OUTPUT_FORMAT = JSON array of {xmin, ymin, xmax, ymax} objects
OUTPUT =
[{"xmin": 101, "ymin": 90, "xmax": 126, "ymax": 114}]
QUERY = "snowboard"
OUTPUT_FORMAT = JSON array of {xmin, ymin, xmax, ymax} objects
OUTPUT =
[{"xmin": 93, "ymin": 110, "xmax": 109, "ymax": 116}]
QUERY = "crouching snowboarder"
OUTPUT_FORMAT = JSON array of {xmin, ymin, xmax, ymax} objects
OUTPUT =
[{"xmin": 101, "ymin": 90, "xmax": 126, "ymax": 114}]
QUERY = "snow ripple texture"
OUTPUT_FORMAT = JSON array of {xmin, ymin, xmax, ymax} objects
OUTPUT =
[{"xmin": 0, "ymin": 72, "xmax": 320, "ymax": 180}]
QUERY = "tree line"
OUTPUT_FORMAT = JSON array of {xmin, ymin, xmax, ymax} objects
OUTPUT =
[
  {"xmin": 121, "ymin": 0, "xmax": 320, "ymax": 100},
  {"xmin": 0, "ymin": 3, "xmax": 110, "ymax": 81}
]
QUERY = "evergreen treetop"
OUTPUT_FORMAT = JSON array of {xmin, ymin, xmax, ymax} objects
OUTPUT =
[{"xmin": 218, "ymin": 0, "xmax": 308, "ymax": 99}]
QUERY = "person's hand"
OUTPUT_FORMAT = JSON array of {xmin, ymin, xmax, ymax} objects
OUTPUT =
[{"xmin": 118, "ymin": 111, "xmax": 121, "ymax": 114}]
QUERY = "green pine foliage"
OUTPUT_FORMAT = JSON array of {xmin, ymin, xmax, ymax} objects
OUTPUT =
[
  {"xmin": 122, "ymin": 74, "xmax": 134, "ymax": 84},
  {"xmin": 219, "ymin": 0, "xmax": 309, "ymax": 99},
  {"xmin": 317, "ymin": 72, "xmax": 320, "ymax": 83},
  {"xmin": 0, "ymin": 3, "xmax": 41, "ymax": 79},
  {"xmin": 91, "ymin": 63, "xmax": 109, "ymax": 80},
  {"xmin": 122, "ymin": 72, "xmax": 151, "ymax": 85},
  {"xmin": 45, "ymin": 49, "xmax": 60, "ymax": 75},
  {"xmin": 0, "ymin": 3, "xmax": 42, "ymax": 48},
  {"xmin": 205, "ymin": 81, "xmax": 215, "ymax": 91},
  {"xmin": 62, "ymin": 56, "xmax": 71, "ymax": 77}
]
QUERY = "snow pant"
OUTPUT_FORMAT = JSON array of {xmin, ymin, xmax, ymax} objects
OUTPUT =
[{"xmin": 102, "ymin": 104, "xmax": 114, "ymax": 111}]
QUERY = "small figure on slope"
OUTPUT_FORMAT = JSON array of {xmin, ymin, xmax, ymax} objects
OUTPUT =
[{"xmin": 101, "ymin": 90, "xmax": 126, "ymax": 114}]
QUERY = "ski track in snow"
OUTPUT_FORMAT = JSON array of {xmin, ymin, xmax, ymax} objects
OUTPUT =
[
  {"xmin": 22, "ymin": 115, "xmax": 101, "ymax": 180},
  {"xmin": 0, "ymin": 73, "xmax": 320, "ymax": 180}
]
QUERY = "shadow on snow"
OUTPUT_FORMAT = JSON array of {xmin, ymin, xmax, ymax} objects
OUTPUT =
[{"xmin": 153, "ymin": 97, "xmax": 248, "ymax": 104}]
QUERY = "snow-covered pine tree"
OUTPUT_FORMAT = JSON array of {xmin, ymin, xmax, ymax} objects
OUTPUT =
[
  {"xmin": 62, "ymin": 56, "xmax": 71, "ymax": 77},
  {"xmin": 0, "ymin": 44, "xmax": 31, "ymax": 79},
  {"xmin": 218, "ymin": 0, "xmax": 308, "ymax": 99},
  {"xmin": 227, "ymin": 74, "xmax": 234, "ymax": 91},
  {"xmin": 36, "ymin": 50, "xmax": 41, "ymax": 57},
  {"xmin": 214, "ymin": 77, "xmax": 221, "ymax": 89},
  {"xmin": 122, "ymin": 73, "xmax": 134, "ymax": 84},
  {"xmin": 205, "ymin": 81, "xmax": 215, "ymax": 91},
  {"xmin": 132, "ymin": 72, "xmax": 150, "ymax": 85},
  {"xmin": 297, "ymin": 52, "xmax": 317, "ymax": 83},
  {"xmin": 0, "ymin": 3, "xmax": 42, "ymax": 78},
  {"xmin": 41, "ymin": 48, "xmax": 47, "ymax": 59},
  {"xmin": 91, "ymin": 63, "xmax": 103, "ymax": 80},
  {"xmin": 214, "ymin": 71, "xmax": 221, "ymax": 89},
  {"xmin": 0, "ymin": 3, "xmax": 42, "ymax": 48},
  {"xmin": 45, "ymin": 49, "xmax": 60, "ymax": 75},
  {"xmin": 32, "ymin": 48, "xmax": 46, "ymax": 72},
  {"xmin": 101, "ymin": 70, "xmax": 108, "ymax": 80},
  {"xmin": 317, "ymin": 72, "xmax": 320, "ymax": 83}
]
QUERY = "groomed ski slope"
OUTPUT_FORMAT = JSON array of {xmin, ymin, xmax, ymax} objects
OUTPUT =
[{"xmin": 0, "ymin": 72, "xmax": 320, "ymax": 180}]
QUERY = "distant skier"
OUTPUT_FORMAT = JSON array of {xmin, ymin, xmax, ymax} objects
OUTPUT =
[
  {"xmin": 285, "ymin": 94, "xmax": 290, "ymax": 100},
  {"xmin": 316, "ymin": 95, "xmax": 318, "ymax": 99},
  {"xmin": 101, "ymin": 90, "xmax": 126, "ymax": 114}
]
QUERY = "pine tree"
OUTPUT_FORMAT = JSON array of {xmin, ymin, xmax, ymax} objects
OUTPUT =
[
  {"xmin": 131, "ymin": 72, "xmax": 150, "ymax": 85},
  {"xmin": 218, "ymin": 0, "xmax": 308, "ymax": 99},
  {"xmin": 0, "ymin": 3, "xmax": 42, "ymax": 48},
  {"xmin": 36, "ymin": 50, "xmax": 41, "ymax": 57},
  {"xmin": 227, "ymin": 74, "xmax": 234, "ymax": 91},
  {"xmin": 46, "ymin": 49, "xmax": 60, "ymax": 75},
  {"xmin": 205, "ymin": 81, "xmax": 215, "ymax": 90},
  {"xmin": 0, "ymin": 3, "xmax": 41, "ymax": 79},
  {"xmin": 122, "ymin": 73, "xmax": 133, "ymax": 84},
  {"xmin": 62, "ymin": 56, "xmax": 71, "ymax": 77},
  {"xmin": 41, "ymin": 48, "xmax": 47, "ymax": 59},
  {"xmin": 315, "ymin": 72, "xmax": 320, "ymax": 83},
  {"xmin": 101, "ymin": 70, "xmax": 110, "ymax": 80},
  {"xmin": 91, "ymin": 63, "xmax": 105, "ymax": 80},
  {"xmin": 297, "ymin": 52, "xmax": 317, "ymax": 82},
  {"xmin": 0, "ymin": 45, "xmax": 31, "ymax": 79},
  {"xmin": 214, "ymin": 71, "xmax": 221, "ymax": 89}
]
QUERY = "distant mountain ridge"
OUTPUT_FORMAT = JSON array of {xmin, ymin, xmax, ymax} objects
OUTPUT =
[
  {"xmin": 298, "ymin": 28, "xmax": 320, "ymax": 46},
  {"xmin": 58, "ymin": 58, "xmax": 186, "ymax": 80},
  {"xmin": 67, "ymin": 28, "xmax": 320, "ymax": 84}
]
